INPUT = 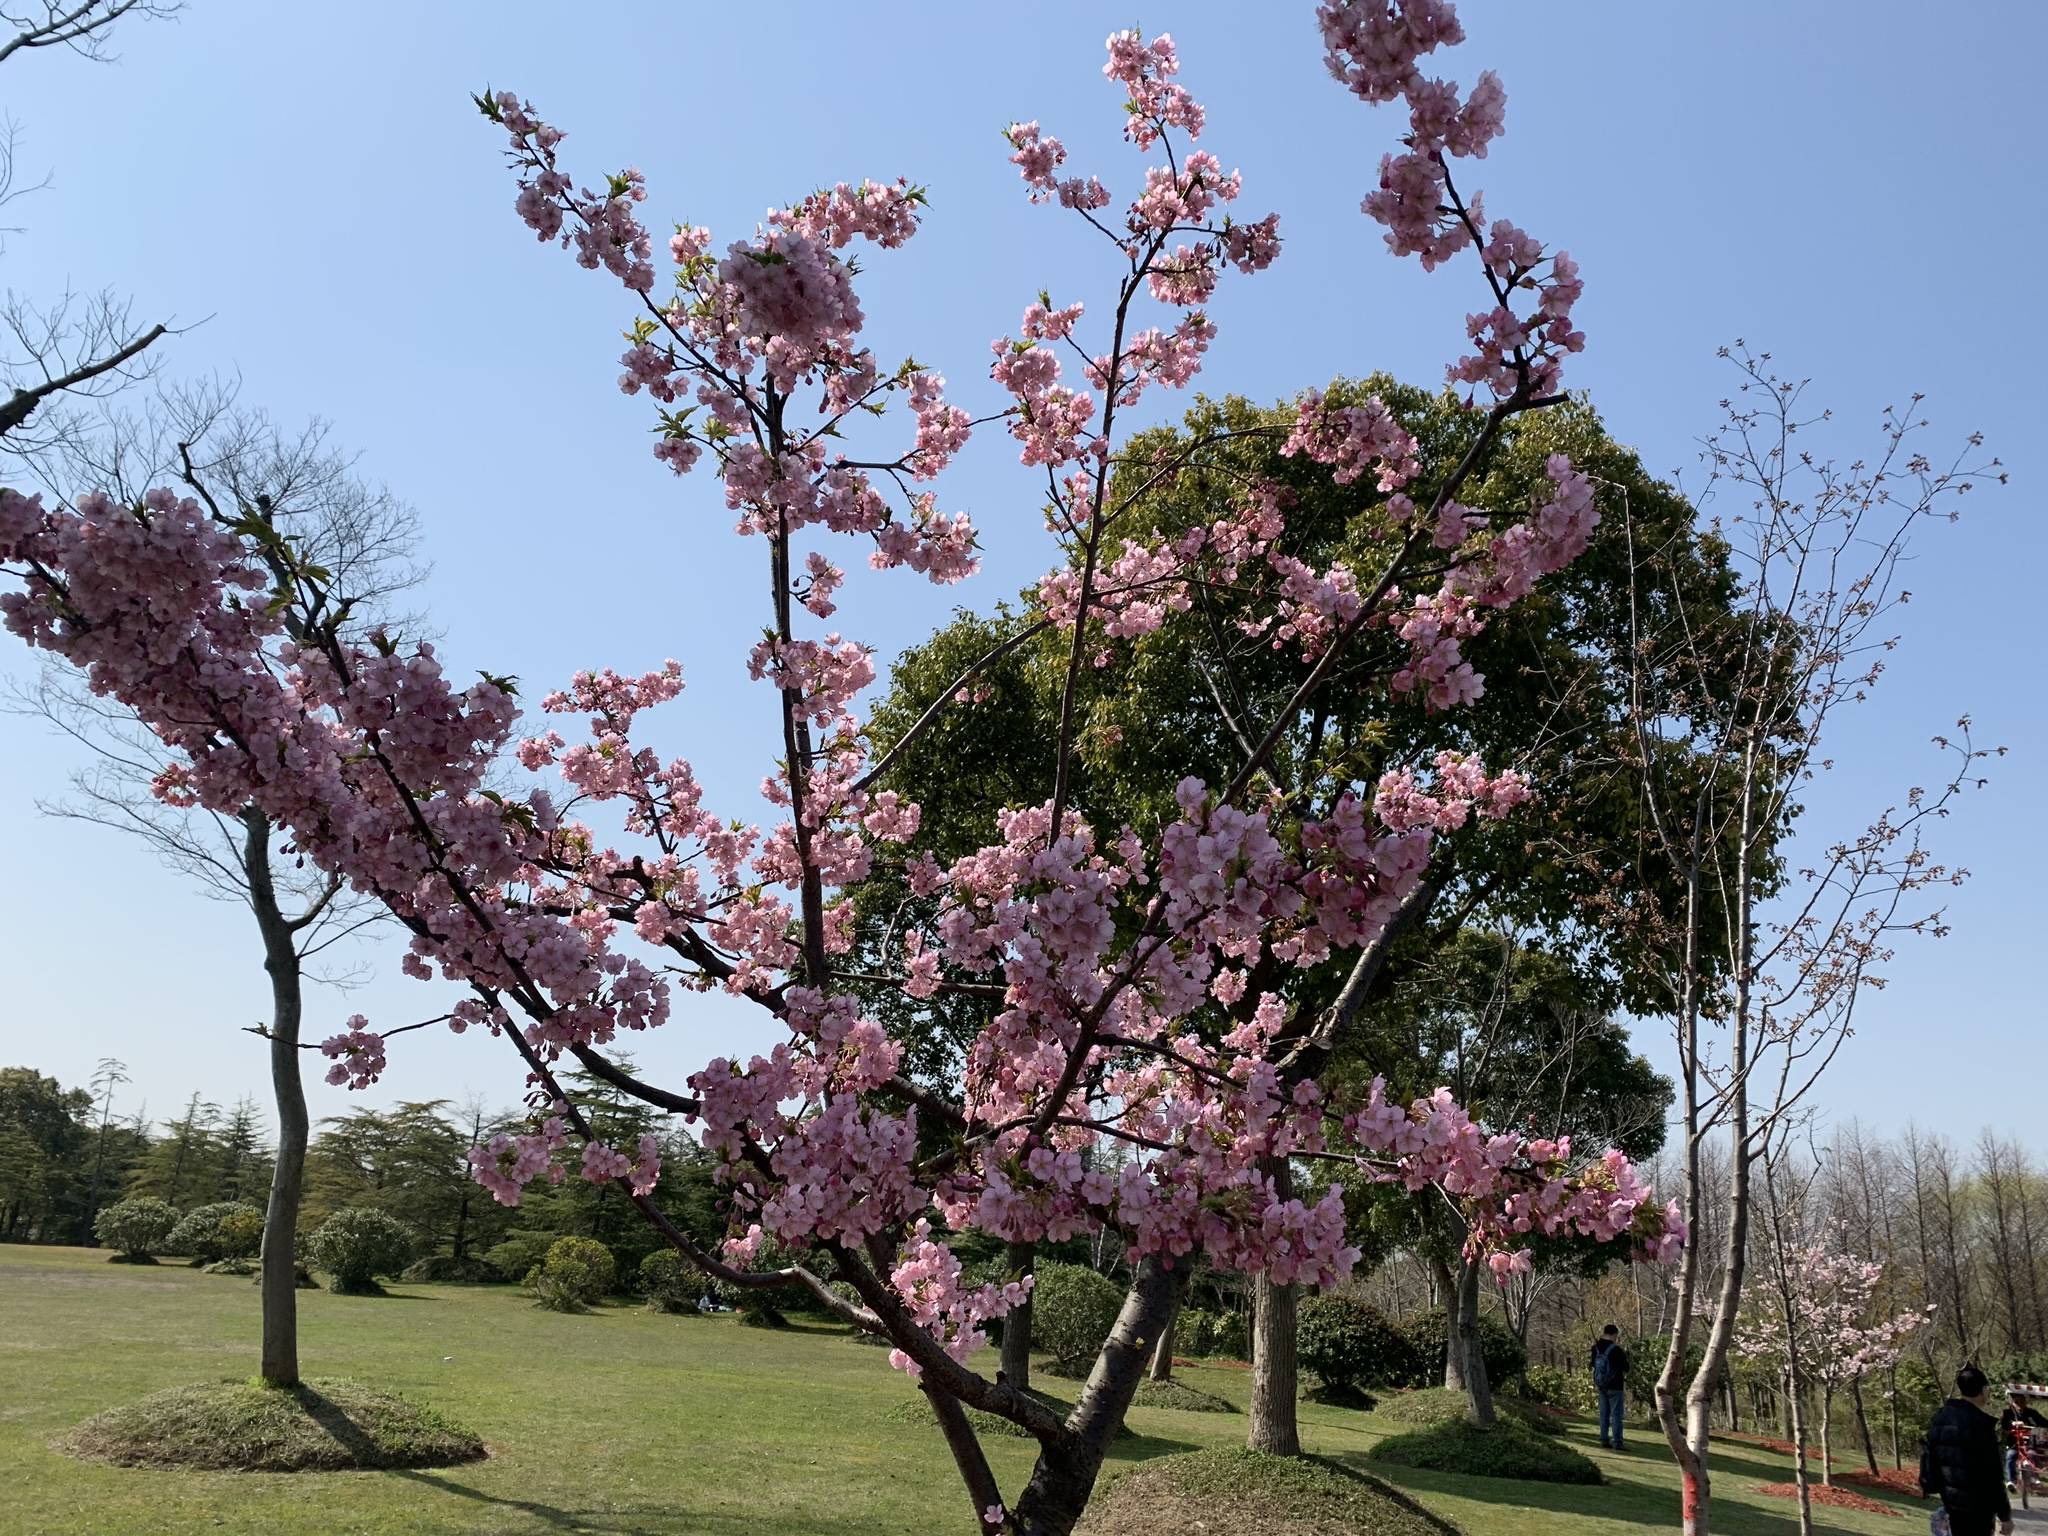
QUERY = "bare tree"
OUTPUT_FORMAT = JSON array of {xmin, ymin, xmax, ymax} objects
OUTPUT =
[
  {"xmin": 1614, "ymin": 346, "xmax": 2000, "ymax": 1535},
  {"xmin": 0, "ymin": 2, "xmax": 182, "ymax": 441},
  {"xmin": 4, "ymin": 391, "xmax": 421, "ymax": 1385}
]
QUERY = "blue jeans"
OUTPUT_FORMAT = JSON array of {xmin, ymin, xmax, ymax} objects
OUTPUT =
[{"xmin": 1598, "ymin": 1388, "xmax": 1626, "ymax": 1447}]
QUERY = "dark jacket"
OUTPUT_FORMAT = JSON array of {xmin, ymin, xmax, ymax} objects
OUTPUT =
[
  {"xmin": 1999, "ymin": 1404, "xmax": 2046, "ymax": 1441},
  {"xmin": 1920, "ymin": 1398, "xmax": 2012, "ymax": 1520},
  {"xmin": 1590, "ymin": 1338, "xmax": 1628, "ymax": 1391}
]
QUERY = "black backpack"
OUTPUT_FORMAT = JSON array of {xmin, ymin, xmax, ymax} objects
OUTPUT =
[{"xmin": 1594, "ymin": 1340, "xmax": 1627, "ymax": 1389}]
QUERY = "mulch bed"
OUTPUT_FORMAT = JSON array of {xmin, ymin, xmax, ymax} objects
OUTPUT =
[
  {"xmin": 1841, "ymin": 1468, "xmax": 1923, "ymax": 1496},
  {"xmin": 1750, "ymin": 1482, "xmax": 1902, "ymax": 1517}
]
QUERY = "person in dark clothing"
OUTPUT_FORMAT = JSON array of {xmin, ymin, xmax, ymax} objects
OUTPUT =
[
  {"xmin": 1921, "ymin": 1365, "xmax": 2015, "ymax": 1536},
  {"xmin": 1998, "ymin": 1391, "xmax": 2047, "ymax": 1491},
  {"xmin": 1590, "ymin": 1324, "xmax": 1629, "ymax": 1451}
]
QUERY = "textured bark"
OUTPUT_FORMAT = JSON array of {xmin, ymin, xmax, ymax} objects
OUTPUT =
[
  {"xmin": 1010, "ymin": 1258, "xmax": 1179, "ymax": 1536},
  {"xmin": 244, "ymin": 809, "xmax": 307, "ymax": 1388},
  {"xmin": 1440, "ymin": 1258, "xmax": 1496, "ymax": 1425},
  {"xmin": 1000, "ymin": 1239, "xmax": 1035, "ymax": 1393},
  {"xmin": 1149, "ymin": 1305, "xmax": 1177, "ymax": 1382},
  {"xmin": 1247, "ymin": 1158, "xmax": 1300, "ymax": 1456}
]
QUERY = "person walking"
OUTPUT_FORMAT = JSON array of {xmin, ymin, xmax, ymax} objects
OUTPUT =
[
  {"xmin": 1921, "ymin": 1365, "xmax": 2016, "ymax": 1536},
  {"xmin": 1590, "ymin": 1323, "xmax": 1629, "ymax": 1451}
]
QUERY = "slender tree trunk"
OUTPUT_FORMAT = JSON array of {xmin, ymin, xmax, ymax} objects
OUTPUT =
[
  {"xmin": 1011, "ymin": 1258, "xmax": 1179, "ymax": 1536},
  {"xmin": 1787, "ymin": 1360, "xmax": 1815, "ymax": 1536},
  {"xmin": 245, "ymin": 809, "xmax": 306, "ymax": 1388},
  {"xmin": 1247, "ymin": 1158, "xmax": 1299, "ymax": 1456},
  {"xmin": 1000, "ymin": 1239, "xmax": 1036, "ymax": 1394},
  {"xmin": 1149, "ymin": 1304, "xmax": 1177, "ymax": 1382},
  {"xmin": 1852, "ymin": 1381, "xmax": 1878, "ymax": 1476},
  {"xmin": 1818, "ymin": 1388, "xmax": 1834, "ymax": 1488}
]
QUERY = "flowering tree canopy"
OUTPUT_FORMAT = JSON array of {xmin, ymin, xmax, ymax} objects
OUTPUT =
[{"xmin": 0, "ymin": 4, "xmax": 1680, "ymax": 1530}]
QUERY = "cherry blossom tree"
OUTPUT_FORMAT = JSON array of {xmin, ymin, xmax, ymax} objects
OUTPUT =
[
  {"xmin": 1739, "ymin": 1150, "xmax": 1930, "ymax": 1536},
  {"xmin": 0, "ymin": 6, "xmax": 1681, "ymax": 1531}
]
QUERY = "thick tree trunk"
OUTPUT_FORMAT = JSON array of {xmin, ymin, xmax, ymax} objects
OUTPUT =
[
  {"xmin": 1441, "ymin": 1258, "xmax": 1495, "ymax": 1425},
  {"xmin": 1247, "ymin": 1157, "xmax": 1299, "ymax": 1456},
  {"xmin": 1011, "ymin": 1258, "xmax": 1179, "ymax": 1536},
  {"xmin": 1000, "ymin": 1240, "xmax": 1035, "ymax": 1394},
  {"xmin": 245, "ymin": 810, "xmax": 306, "ymax": 1389}
]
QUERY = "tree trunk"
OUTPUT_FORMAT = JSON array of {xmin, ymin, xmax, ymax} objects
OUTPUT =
[
  {"xmin": 245, "ymin": 809, "xmax": 306, "ymax": 1389},
  {"xmin": 1247, "ymin": 1158, "xmax": 1299, "ymax": 1456},
  {"xmin": 1852, "ymin": 1381, "xmax": 1878, "ymax": 1476},
  {"xmin": 1441, "ymin": 1258, "xmax": 1496, "ymax": 1425},
  {"xmin": 1011, "ymin": 1258, "xmax": 1179, "ymax": 1536},
  {"xmin": 1000, "ymin": 1239, "xmax": 1035, "ymax": 1394},
  {"xmin": 1818, "ymin": 1388, "xmax": 1834, "ymax": 1488},
  {"xmin": 1149, "ymin": 1304, "xmax": 1177, "ymax": 1382},
  {"xmin": 1787, "ymin": 1360, "xmax": 1815, "ymax": 1536}
]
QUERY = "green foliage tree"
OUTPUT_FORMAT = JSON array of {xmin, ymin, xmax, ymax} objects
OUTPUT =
[
  {"xmin": 0, "ymin": 1066, "xmax": 93, "ymax": 1242},
  {"xmin": 306, "ymin": 1207, "xmax": 416, "ymax": 1295}
]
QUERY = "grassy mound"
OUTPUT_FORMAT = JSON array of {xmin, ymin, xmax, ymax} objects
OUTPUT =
[
  {"xmin": 885, "ymin": 1387, "xmax": 1133, "ymax": 1441},
  {"xmin": 201, "ymin": 1258, "xmax": 256, "ymax": 1276},
  {"xmin": 1077, "ymin": 1448, "xmax": 1462, "ymax": 1536},
  {"xmin": 1132, "ymin": 1377, "xmax": 1238, "ymax": 1413},
  {"xmin": 1367, "ymin": 1418, "xmax": 1600, "ymax": 1486},
  {"xmin": 1372, "ymin": 1388, "xmax": 1562, "ymax": 1435},
  {"xmin": 60, "ymin": 1378, "xmax": 486, "ymax": 1472},
  {"xmin": 1038, "ymin": 1353, "xmax": 1094, "ymax": 1380}
]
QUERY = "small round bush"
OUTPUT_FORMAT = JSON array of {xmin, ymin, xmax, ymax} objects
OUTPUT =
[
  {"xmin": 1176, "ymin": 1307, "xmax": 1219, "ymax": 1357},
  {"xmin": 638, "ymin": 1249, "xmax": 695, "ymax": 1313},
  {"xmin": 93, "ymin": 1197, "xmax": 178, "ymax": 1262},
  {"xmin": 530, "ymin": 1236, "xmax": 614, "ymax": 1312},
  {"xmin": 1367, "ymin": 1417, "xmax": 1600, "ymax": 1485},
  {"xmin": 1298, "ymin": 1296, "xmax": 1421, "ymax": 1396},
  {"xmin": 1031, "ymin": 1263, "xmax": 1124, "ymax": 1366},
  {"xmin": 306, "ymin": 1208, "xmax": 417, "ymax": 1295},
  {"xmin": 166, "ymin": 1201, "xmax": 265, "ymax": 1265},
  {"xmin": 1399, "ymin": 1308, "xmax": 1528, "ymax": 1388}
]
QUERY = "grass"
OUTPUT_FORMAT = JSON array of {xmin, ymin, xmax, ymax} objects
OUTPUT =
[
  {"xmin": 1367, "ymin": 1418, "xmax": 1602, "ymax": 1485},
  {"xmin": 0, "ymin": 1244, "xmax": 1931, "ymax": 1535},
  {"xmin": 1372, "ymin": 1387, "xmax": 1567, "ymax": 1436},
  {"xmin": 1076, "ymin": 1448, "xmax": 1458, "ymax": 1535},
  {"xmin": 63, "ymin": 1378, "xmax": 485, "ymax": 1471}
]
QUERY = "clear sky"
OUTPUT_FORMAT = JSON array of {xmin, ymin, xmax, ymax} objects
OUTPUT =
[{"xmin": 1, "ymin": 2, "xmax": 2040, "ymax": 1149}]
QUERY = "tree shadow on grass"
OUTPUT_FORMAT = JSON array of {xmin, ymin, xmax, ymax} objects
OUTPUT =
[
  {"xmin": 390, "ymin": 1469, "xmax": 902, "ymax": 1535},
  {"xmin": 1337, "ymin": 1429, "xmax": 1917, "ymax": 1536},
  {"xmin": 290, "ymin": 1388, "xmax": 383, "ymax": 1464}
]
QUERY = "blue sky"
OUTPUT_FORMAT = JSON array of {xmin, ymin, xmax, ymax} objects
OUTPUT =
[{"xmin": 1, "ymin": 1, "xmax": 2040, "ymax": 1150}]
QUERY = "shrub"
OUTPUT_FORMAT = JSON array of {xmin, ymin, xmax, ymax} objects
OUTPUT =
[
  {"xmin": 306, "ymin": 1208, "xmax": 417, "ymax": 1295},
  {"xmin": 530, "ymin": 1236, "xmax": 615, "ymax": 1312},
  {"xmin": 1399, "ymin": 1308, "xmax": 1528, "ymax": 1388},
  {"xmin": 398, "ymin": 1254, "xmax": 504, "ymax": 1285},
  {"xmin": 92, "ymin": 1197, "xmax": 178, "ymax": 1261},
  {"xmin": 1032, "ymin": 1263, "xmax": 1124, "ymax": 1365},
  {"xmin": 1076, "ymin": 1449, "xmax": 1461, "ymax": 1536},
  {"xmin": 1374, "ymin": 1386, "xmax": 1563, "ymax": 1436},
  {"xmin": 166, "ymin": 1202, "xmax": 265, "ymax": 1265},
  {"xmin": 201, "ymin": 1258, "xmax": 256, "ymax": 1276},
  {"xmin": 638, "ymin": 1249, "xmax": 697, "ymax": 1313},
  {"xmin": 1174, "ymin": 1306, "xmax": 1247, "ymax": 1359},
  {"xmin": 1524, "ymin": 1363, "xmax": 1596, "ymax": 1415},
  {"xmin": 1367, "ymin": 1417, "xmax": 1601, "ymax": 1485},
  {"xmin": 481, "ymin": 1235, "xmax": 553, "ymax": 1283},
  {"xmin": 1298, "ymin": 1296, "xmax": 1421, "ymax": 1395}
]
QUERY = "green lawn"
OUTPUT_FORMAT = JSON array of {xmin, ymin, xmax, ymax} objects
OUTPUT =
[{"xmin": 0, "ymin": 1244, "xmax": 1923, "ymax": 1535}]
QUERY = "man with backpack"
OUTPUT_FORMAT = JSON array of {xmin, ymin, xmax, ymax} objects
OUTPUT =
[
  {"xmin": 1590, "ymin": 1324, "xmax": 1629, "ymax": 1451},
  {"xmin": 1920, "ymin": 1365, "xmax": 2014, "ymax": 1536}
]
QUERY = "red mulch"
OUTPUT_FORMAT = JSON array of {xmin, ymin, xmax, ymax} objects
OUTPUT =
[
  {"xmin": 1841, "ymin": 1468, "xmax": 1923, "ymax": 1496},
  {"xmin": 1750, "ymin": 1483, "xmax": 1903, "ymax": 1517}
]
